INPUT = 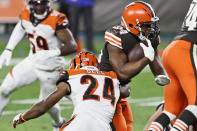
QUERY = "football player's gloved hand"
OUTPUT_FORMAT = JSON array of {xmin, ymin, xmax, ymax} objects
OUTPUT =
[
  {"xmin": 13, "ymin": 113, "xmax": 26, "ymax": 128},
  {"xmin": 120, "ymin": 84, "xmax": 131, "ymax": 98},
  {"xmin": 155, "ymin": 75, "xmax": 170, "ymax": 86},
  {"xmin": 0, "ymin": 49, "xmax": 12, "ymax": 69},
  {"xmin": 140, "ymin": 38, "xmax": 155, "ymax": 61}
]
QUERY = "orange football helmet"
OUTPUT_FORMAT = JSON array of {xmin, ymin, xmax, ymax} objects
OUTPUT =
[
  {"xmin": 121, "ymin": 1, "xmax": 160, "ymax": 40},
  {"xmin": 70, "ymin": 51, "xmax": 99, "ymax": 69}
]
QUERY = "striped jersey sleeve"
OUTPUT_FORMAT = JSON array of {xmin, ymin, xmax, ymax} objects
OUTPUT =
[{"xmin": 104, "ymin": 29, "xmax": 122, "ymax": 49}]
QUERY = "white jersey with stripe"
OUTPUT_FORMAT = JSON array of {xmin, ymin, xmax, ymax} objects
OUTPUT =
[
  {"xmin": 18, "ymin": 8, "xmax": 69, "ymax": 70},
  {"xmin": 58, "ymin": 66, "xmax": 120, "ymax": 127}
]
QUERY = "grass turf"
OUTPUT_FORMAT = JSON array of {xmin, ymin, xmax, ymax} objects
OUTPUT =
[{"xmin": 0, "ymin": 41, "xmax": 167, "ymax": 131}]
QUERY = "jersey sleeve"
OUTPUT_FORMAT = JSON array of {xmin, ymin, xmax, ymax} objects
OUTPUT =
[
  {"xmin": 56, "ymin": 71, "xmax": 71, "ymax": 95},
  {"xmin": 56, "ymin": 13, "xmax": 69, "ymax": 30},
  {"xmin": 104, "ymin": 29, "xmax": 123, "ymax": 49}
]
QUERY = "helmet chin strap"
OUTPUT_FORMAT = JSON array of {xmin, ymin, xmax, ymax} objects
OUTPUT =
[
  {"xmin": 138, "ymin": 33, "xmax": 146, "ymax": 41},
  {"xmin": 34, "ymin": 11, "xmax": 47, "ymax": 20}
]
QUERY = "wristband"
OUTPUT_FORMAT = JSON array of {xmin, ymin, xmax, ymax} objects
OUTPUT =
[{"xmin": 20, "ymin": 115, "xmax": 26, "ymax": 122}]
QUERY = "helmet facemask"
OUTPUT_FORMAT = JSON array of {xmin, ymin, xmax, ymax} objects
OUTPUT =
[
  {"xmin": 121, "ymin": 1, "xmax": 160, "ymax": 42},
  {"xmin": 29, "ymin": 0, "xmax": 50, "ymax": 20},
  {"xmin": 136, "ymin": 19, "xmax": 160, "ymax": 41}
]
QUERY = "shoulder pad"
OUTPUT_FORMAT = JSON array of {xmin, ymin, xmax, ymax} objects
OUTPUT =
[
  {"xmin": 105, "ymin": 25, "xmax": 123, "ymax": 49},
  {"xmin": 55, "ymin": 12, "xmax": 69, "ymax": 30},
  {"xmin": 19, "ymin": 8, "xmax": 31, "ymax": 21}
]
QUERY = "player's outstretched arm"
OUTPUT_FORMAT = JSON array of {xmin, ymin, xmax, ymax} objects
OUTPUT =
[
  {"xmin": 107, "ymin": 44, "xmax": 151, "ymax": 80},
  {"xmin": 12, "ymin": 82, "xmax": 70, "ymax": 128},
  {"xmin": 0, "ymin": 21, "xmax": 25, "ymax": 69},
  {"xmin": 56, "ymin": 28, "xmax": 77, "ymax": 56}
]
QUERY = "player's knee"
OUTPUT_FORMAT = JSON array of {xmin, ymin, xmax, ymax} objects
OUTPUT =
[{"xmin": 0, "ymin": 87, "xmax": 11, "ymax": 97}]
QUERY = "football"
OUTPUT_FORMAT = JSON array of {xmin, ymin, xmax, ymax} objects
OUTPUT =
[{"xmin": 128, "ymin": 41, "xmax": 147, "ymax": 61}]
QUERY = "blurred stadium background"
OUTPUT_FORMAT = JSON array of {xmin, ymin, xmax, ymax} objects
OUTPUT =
[{"xmin": 0, "ymin": 0, "xmax": 192, "ymax": 131}]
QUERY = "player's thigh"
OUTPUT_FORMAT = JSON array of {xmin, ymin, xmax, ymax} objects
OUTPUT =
[
  {"xmin": 164, "ymin": 41, "xmax": 197, "ymax": 105},
  {"xmin": 121, "ymin": 99, "xmax": 133, "ymax": 131},
  {"xmin": 162, "ymin": 40, "xmax": 189, "ymax": 115},
  {"xmin": 36, "ymin": 69, "xmax": 59, "ymax": 99},
  {"xmin": 177, "ymin": 43, "xmax": 197, "ymax": 105},
  {"xmin": 113, "ymin": 101, "xmax": 127, "ymax": 131},
  {"xmin": 121, "ymin": 99, "xmax": 133, "ymax": 123},
  {"xmin": 1, "ymin": 57, "xmax": 37, "ymax": 92},
  {"xmin": 164, "ymin": 73, "xmax": 186, "ymax": 116}
]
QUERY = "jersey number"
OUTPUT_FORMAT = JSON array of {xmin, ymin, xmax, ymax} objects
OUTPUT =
[
  {"xmin": 28, "ymin": 33, "xmax": 49, "ymax": 53},
  {"xmin": 183, "ymin": 2, "xmax": 197, "ymax": 31},
  {"xmin": 81, "ymin": 75, "xmax": 116, "ymax": 106}
]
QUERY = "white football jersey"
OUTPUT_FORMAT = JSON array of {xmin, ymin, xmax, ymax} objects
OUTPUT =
[
  {"xmin": 20, "ymin": 8, "xmax": 68, "ymax": 53},
  {"xmin": 58, "ymin": 66, "xmax": 120, "ymax": 127},
  {"xmin": 19, "ymin": 8, "xmax": 69, "ymax": 70}
]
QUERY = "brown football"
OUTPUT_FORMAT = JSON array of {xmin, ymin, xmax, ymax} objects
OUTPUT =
[{"xmin": 128, "ymin": 41, "xmax": 148, "ymax": 61}]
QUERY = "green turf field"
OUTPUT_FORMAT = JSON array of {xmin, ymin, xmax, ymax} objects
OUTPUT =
[{"xmin": 0, "ymin": 41, "xmax": 168, "ymax": 131}]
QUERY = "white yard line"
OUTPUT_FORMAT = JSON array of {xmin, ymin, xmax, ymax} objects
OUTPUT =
[
  {"xmin": 2, "ymin": 106, "xmax": 73, "ymax": 116},
  {"xmin": 2, "ymin": 96, "xmax": 163, "ymax": 116},
  {"xmin": 10, "ymin": 58, "xmax": 72, "ymax": 66}
]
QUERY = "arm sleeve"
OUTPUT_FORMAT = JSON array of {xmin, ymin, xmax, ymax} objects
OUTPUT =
[
  {"xmin": 104, "ymin": 30, "xmax": 123, "ymax": 49},
  {"xmin": 56, "ymin": 14, "xmax": 69, "ymax": 31},
  {"xmin": 56, "ymin": 71, "xmax": 71, "ymax": 95},
  {"xmin": 6, "ymin": 20, "xmax": 25, "ymax": 50}
]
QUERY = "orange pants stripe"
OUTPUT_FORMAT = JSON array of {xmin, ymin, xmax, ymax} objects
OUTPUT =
[{"xmin": 162, "ymin": 40, "xmax": 197, "ymax": 116}]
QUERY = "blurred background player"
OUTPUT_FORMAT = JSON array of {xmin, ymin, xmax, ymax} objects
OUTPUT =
[
  {"xmin": 98, "ymin": 1, "xmax": 170, "ymax": 131},
  {"xmin": 66, "ymin": 0, "xmax": 95, "ymax": 53},
  {"xmin": 148, "ymin": 0, "xmax": 197, "ymax": 131},
  {"xmin": 0, "ymin": 0, "xmax": 77, "ymax": 131},
  {"xmin": 12, "ymin": 51, "xmax": 121, "ymax": 131}
]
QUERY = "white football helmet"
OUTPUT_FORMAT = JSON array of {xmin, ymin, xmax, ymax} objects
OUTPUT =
[{"xmin": 28, "ymin": 0, "xmax": 51, "ymax": 20}]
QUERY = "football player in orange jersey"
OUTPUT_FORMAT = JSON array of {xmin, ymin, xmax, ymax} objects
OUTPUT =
[
  {"xmin": 12, "ymin": 51, "xmax": 122, "ymax": 131},
  {"xmin": 98, "ymin": 1, "xmax": 170, "ymax": 131},
  {"xmin": 148, "ymin": 0, "xmax": 197, "ymax": 131},
  {"xmin": 0, "ymin": 0, "xmax": 77, "ymax": 131}
]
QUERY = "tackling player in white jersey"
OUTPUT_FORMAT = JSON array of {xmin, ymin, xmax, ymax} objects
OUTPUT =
[
  {"xmin": 12, "ymin": 51, "xmax": 121, "ymax": 131},
  {"xmin": 0, "ymin": 0, "xmax": 77, "ymax": 130}
]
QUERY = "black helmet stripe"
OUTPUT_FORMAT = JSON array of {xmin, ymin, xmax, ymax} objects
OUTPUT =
[
  {"xmin": 84, "ymin": 52, "xmax": 89, "ymax": 66},
  {"xmin": 73, "ymin": 58, "xmax": 76, "ymax": 69},
  {"xmin": 79, "ymin": 53, "xmax": 82, "ymax": 68}
]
